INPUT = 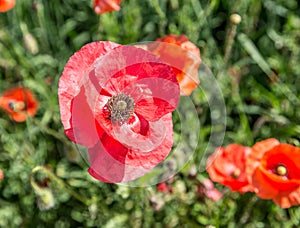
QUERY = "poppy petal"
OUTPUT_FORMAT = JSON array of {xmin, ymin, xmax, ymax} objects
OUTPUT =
[
  {"xmin": 206, "ymin": 144, "xmax": 253, "ymax": 193},
  {"xmin": 273, "ymin": 189, "xmax": 300, "ymax": 208},
  {"xmin": 246, "ymin": 138, "xmax": 280, "ymax": 181},
  {"xmin": 58, "ymin": 41, "xmax": 121, "ymax": 143},
  {"xmin": 67, "ymin": 86, "xmax": 101, "ymax": 147},
  {"xmin": 93, "ymin": 0, "xmax": 122, "ymax": 14},
  {"xmin": 141, "ymin": 34, "xmax": 201, "ymax": 96},
  {"xmin": 88, "ymin": 113, "xmax": 173, "ymax": 183},
  {"xmin": 251, "ymin": 167, "xmax": 279, "ymax": 199}
]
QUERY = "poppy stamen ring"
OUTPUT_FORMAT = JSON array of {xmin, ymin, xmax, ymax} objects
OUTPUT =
[{"xmin": 105, "ymin": 93, "xmax": 135, "ymax": 124}]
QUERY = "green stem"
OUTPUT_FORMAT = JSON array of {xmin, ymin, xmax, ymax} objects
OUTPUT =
[
  {"xmin": 152, "ymin": 0, "xmax": 166, "ymax": 20},
  {"xmin": 224, "ymin": 24, "xmax": 237, "ymax": 66},
  {"xmin": 151, "ymin": 0, "xmax": 167, "ymax": 34},
  {"xmin": 232, "ymin": 83, "xmax": 254, "ymax": 145},
  {"xmin": 30, "ymin": 118, "xmax": 70, "ymax": 145},
  {"xmin": 31, "ymin": 166, "xmax": 91, "ymax": 206},
  {"xmin": 238, "ymin": 194, "xmax": 258, "ymax": 225}
]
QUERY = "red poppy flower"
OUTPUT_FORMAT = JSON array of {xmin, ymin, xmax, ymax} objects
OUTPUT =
[
  {"xmin": 58, "ymin": 41, "xmax": 180, "ymax": 183},
  {"xmin": 0, "ymin": 0, "xmax": 15, "ymax": 12},
  {"xmin": 93, "ymin": 0, "xmax": 123, "ymax": 14},
  {"xmin": 143, "ymin": 34, "xmax": 201, "ymax": 96},
  {"xmin": 206, "ymin": 144, "xmax": 254, "ymax": 193},
  {"xmin": 0, "ymin": 169, "xmax": 3, "ymax": 180},
  {"xmin": 246, "ymin": 139, "xmax": 300, "ymax": 208},
  {"xmin": 0, "ymin": 87, "xmax": 39, "ymax": 122}
]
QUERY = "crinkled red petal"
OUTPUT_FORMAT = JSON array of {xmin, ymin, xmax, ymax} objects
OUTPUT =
[
  {"xmin": 58, "ymin": 41, "xmax": 121, "ymax": 146},
  {"xmin": 91, "ymin": 45, "xmax": 180, "ymax": 121},
  {"xmin": 144, "ymin": 35, "xmax": 201, "ymax": 96},
  {"xmin": 246, "ymin": 138, "xmax": 280, "ymax": 183},
  {"xmin": 206, "ymin": 144, "xmax": 253, "ymax": 193},
  {"xmin": 93, "ymin": 0, "xmax": 122, "ymax": 14},
  {"xmin": 88, "ymin": 113, "xmax": 173, "ymax": 183},
  {"xmin": 261, "ymin": 144, "xmax": 300, "ymax": 179}
]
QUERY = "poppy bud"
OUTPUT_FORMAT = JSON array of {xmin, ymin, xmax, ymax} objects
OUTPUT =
[
  {"xmin": 23, "ymin": 32, "xmax": 39, "ymax": 54},
  {"xmin": 148, "ymin": 194, "xmax": 164, "ymax": 211},
  {"xmin": 230, "ymin": 14, "xmax": 242, "ymax": 25},
  {"xmin": 31, "ymin": 177, "xmax": 55, "ymax": 211},
  {"xmin": 36, "ymin": 187, "xmax": 55, "ymax": 211}
]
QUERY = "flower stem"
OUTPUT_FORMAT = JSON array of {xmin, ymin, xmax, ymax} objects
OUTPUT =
[
  {"xmin": 30, "ymin": 118, "xmax": 70, "ymax": 145},
  {"xmin": 31, "ymin": 166, "xmax": 91, "ymax": 206},
  {"xmin": 238, "ymin": 194, "xmax": 258, "ymax": 225},
  {"xmin": 224, "ymin": 14, "xmax": 242, "ymax": 66}
]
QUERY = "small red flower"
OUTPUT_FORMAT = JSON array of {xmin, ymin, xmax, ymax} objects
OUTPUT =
[
  {"xmin": 246, "ymin": 139, "xmax": 300, "ymax": 208},
  {"xmin": 0, "ymin": 0, "xmax": 15, "ymax": 12},
  {"xmin": 206, "ymin": 144, "xmax": 254, "ymax": 193},
  {"xmin": 144, "ymin": 34, "xmax": 201, "ymax": 96},
  {"xmin": 157, "ymin": 182, "xmax": 168, "ymax": 193},
  {"xmin": 58, "ymin": 41, "xmax": 180, "ymax": 183},
  {"xmin": 0, "ymin": 87, "xmax": 39, "ymax": 122},
  {"xmin": 157, "ymin": 182, "xmax": 173, "ymax": 193},
  {"xmin": 93, "ymin": 0, "xmax": 123, "ymax": 14}
]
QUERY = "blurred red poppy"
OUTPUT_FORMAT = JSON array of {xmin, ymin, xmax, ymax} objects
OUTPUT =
[
  {"xmin": 246, "ymin": 138, "xmax": 300, "ymax": 208},
  {"xmin": 157, "ymin": 182, "xmax": 173, "ymax": 193},
  {"xmin": 58, "ymin": 41, "xmax": 180, "ymax": 183},
  {"xmin": 157, "ymin": 182, "xmax": 168, "ymax": 193},
  {"xmin": 0, "ymin": 0, "xmax": 15, "ymax": 12},
  {"xmin": 0, "ymin": 169, "xmax": 3, "ymax": 180},
  {"xmin": 206, "ymin": 144, "xmax": 254, "ymax": 193},
  {"xmin": 0, "ymin": 87, "xmax": 39, "ymax": 122},
  {"xmin": 144, "ymin": 34, "xmax": 201, "ymax": 96},
  {"xmin": 93, "ymin": 0, "xmax": 123, "ymax": 14}
]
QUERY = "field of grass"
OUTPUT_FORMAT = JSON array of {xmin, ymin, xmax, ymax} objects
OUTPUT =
[{"xmin": 0, "ymin": 0, "xmax": 300, "ymax": 227}]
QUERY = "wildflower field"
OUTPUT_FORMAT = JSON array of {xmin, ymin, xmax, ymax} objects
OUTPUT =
[{"xmin": 1, "ymin": 0, "xmax": 300, "ymax": 227}]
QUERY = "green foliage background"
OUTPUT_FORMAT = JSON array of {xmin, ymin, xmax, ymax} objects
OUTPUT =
[{"xmin": 0, "ymin": 0, "xmax": 300, "ymax": 227}]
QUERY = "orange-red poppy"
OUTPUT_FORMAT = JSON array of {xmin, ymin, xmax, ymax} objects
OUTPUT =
[
  {"xmin": 146, "ymin": 34, "xmax": 201, "ymax": 96},
  {"xmin": 206, "ymin": 144, "xmax": 254, "ymax": 193},
  {"xmin": 0, "ymin": 0, "xmax": 15, "ymax": 12},
  {"xmin": 246, "ymin": 138, "xmax": 300, "ymax": 208},
  {"xmin": 93, "ymin": 0, "xmax": 123, "ymax": 14},
  {"xmin": 0, "ymin": 87, "xmax": 39, "ymax": 122}
]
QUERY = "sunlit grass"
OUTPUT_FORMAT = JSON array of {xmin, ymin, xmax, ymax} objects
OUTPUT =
[{"xmin": 0, "ymin": 0, "xmax": 300, "ymax": 227}]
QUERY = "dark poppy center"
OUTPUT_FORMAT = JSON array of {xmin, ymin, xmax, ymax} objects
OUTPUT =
[
  {"xmin": 8, "ymin": 100, "xmax": 26, "ymax": 112},
  {"xmin": 104, "ymin": 93, "xmax": 135, "ymax": 124},
  {"xmin": 231, "ymin": 168, "xmax": 241, "ymax": 179},
  {"xmin": 274, "ymin": 164, "xmax": 288, "ymax": 176}
]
